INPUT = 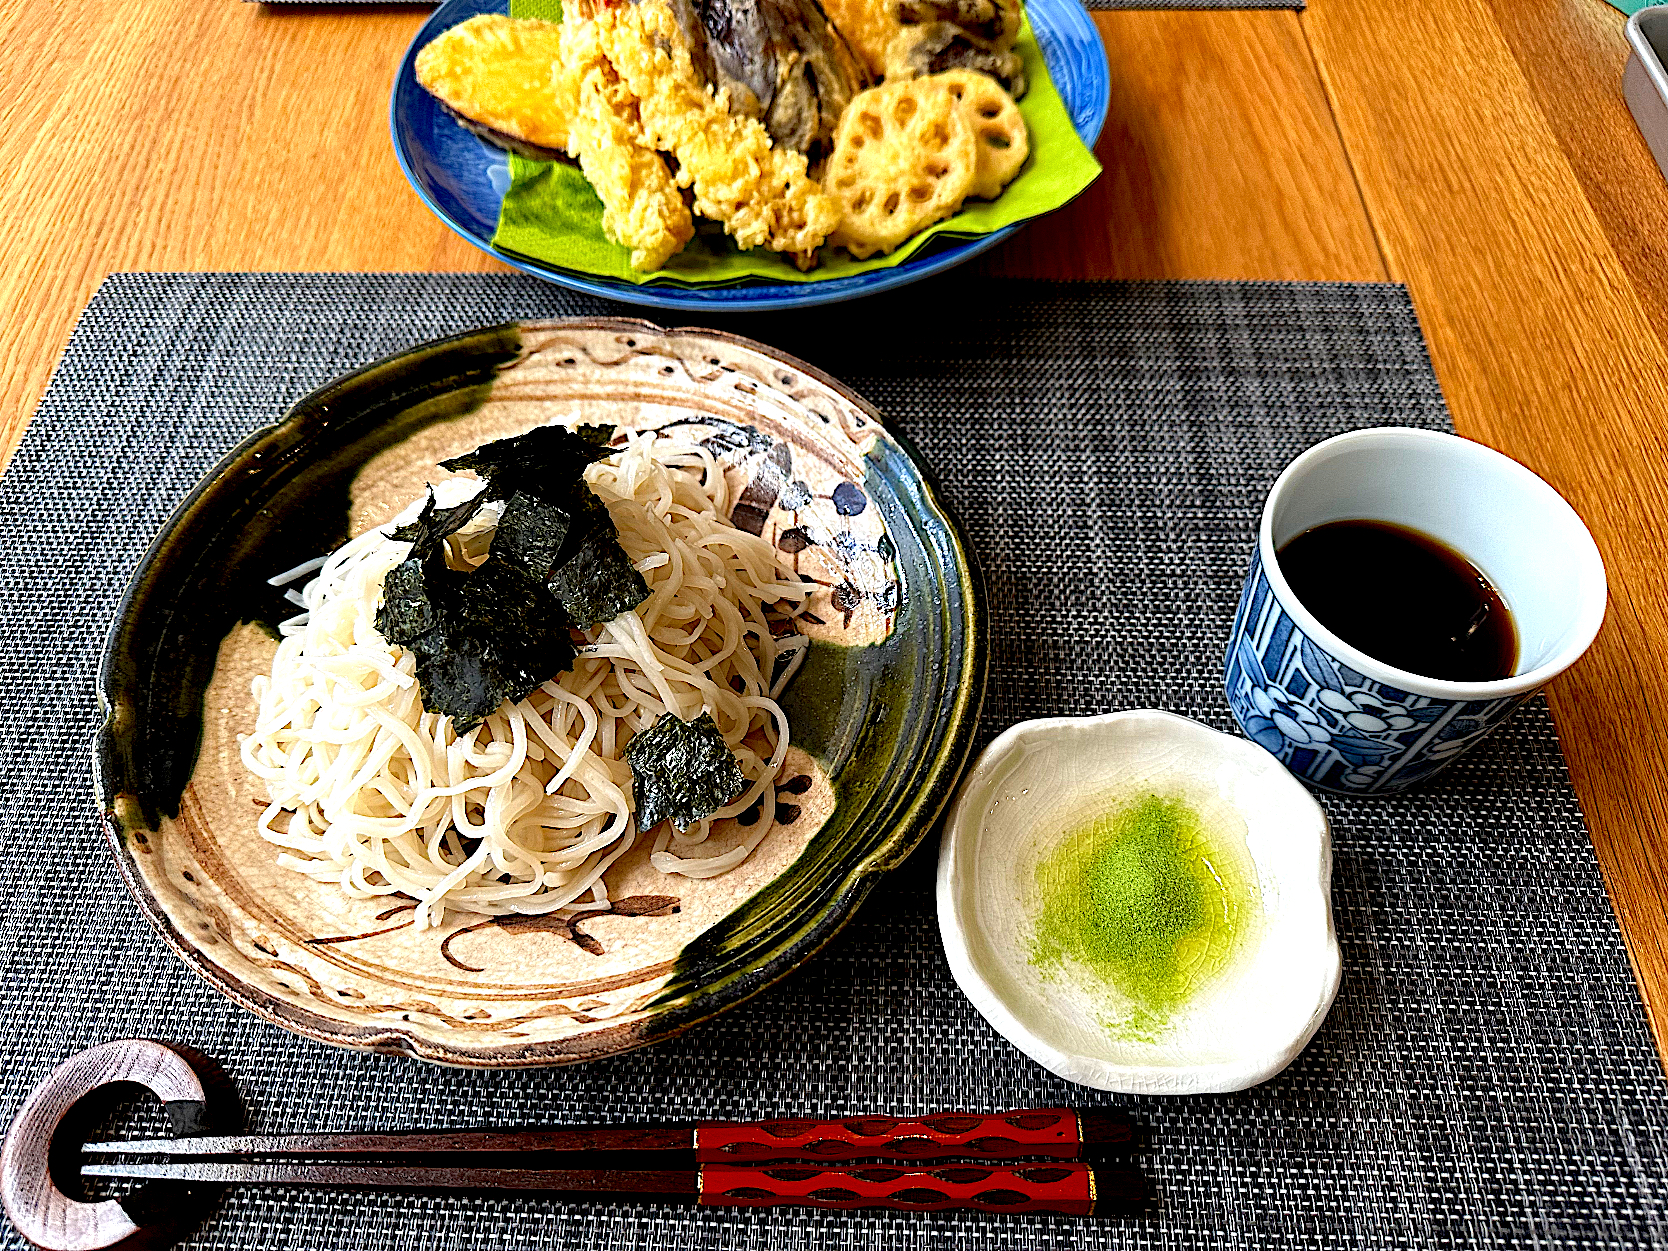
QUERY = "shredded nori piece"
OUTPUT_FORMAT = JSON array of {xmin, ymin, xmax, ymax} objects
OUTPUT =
[
  {"xmin": 376, "ymin": 558, "xmax": 437, "ymax": 643},
  {"xmin": 624, "ymin": 711, "xmax": 747, "ymax": 833},
  {"xmin": 547, "ymin": 526, "xmax": 650, "ymax": 629},
  {"xmin": 469, "ymin": 432, "xmax": 650, "ymax": 628},
  {"xmin": 399, "ymin": 627, "xmax": 542, "ymax": 732},
  {"xmin": 376, "ymin": 487, "xmax": 479, "ymax": 649},
  {"xmin": 374, "ymin": 425, "xmax": 655, "ymax": 729},
  {"xmin": 377, "ymin": 547, "xmax": 577, "ymax": 732},
  {"xmin": 544, "ymin": 491, "xmax": 651, "ymax": 628},
  {"xmin": 493, "ymin": 491, "xmax": 573, "ymax": 579},
  {"xmin": 447, "ymin": 556, "xmax": 572, "ymax": 650},
  {"xmin": 389, "ymin": 489, "xmax": 489, "ymax": 561},
  {"xmin": 441, "ymin": 424, "xmax": 617, "ymax": 501},
  {"xmin": 447, "ymin": 422, "xmax": 649, "ymax": 624}
]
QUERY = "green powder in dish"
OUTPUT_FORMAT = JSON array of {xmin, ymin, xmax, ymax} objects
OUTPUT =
[{"xmin": 1030, "ymin": 792, "xmax": 1258, "ymax": 1038}]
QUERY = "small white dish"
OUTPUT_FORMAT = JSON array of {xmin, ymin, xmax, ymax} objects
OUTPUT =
[{"xmin": 936, "ymin": 709, "xmax": 1341, "ymax": 1094}]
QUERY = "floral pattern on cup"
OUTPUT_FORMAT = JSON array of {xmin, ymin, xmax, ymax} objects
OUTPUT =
[{"xmin": 1223, "ymin": 549, "xmax": 1536, "ymax": 794}]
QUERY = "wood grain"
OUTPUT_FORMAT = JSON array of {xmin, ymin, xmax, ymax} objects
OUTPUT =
[
  {"xmin": 1302, "ymin": 0, "xmax": 1668, "ymax": 1055},
  {"xmin": 0, "ymin": 1, "xmax": 501, "ymax": 473},
  {"xmin": 1481, "ymin": 0, "xmax": 1668, "ymax": 352},
  {"xmin": 982, "ymin": 12, "xmax": 1386, "ymax": 280}
]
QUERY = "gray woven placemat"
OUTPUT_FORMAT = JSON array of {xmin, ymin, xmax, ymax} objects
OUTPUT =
[{"xmin": 1, "ymin": 274, "xmax": 1662, "ymax": 1250}]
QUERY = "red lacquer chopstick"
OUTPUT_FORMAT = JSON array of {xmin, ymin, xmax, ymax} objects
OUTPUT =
[
  {"xmin": 697, "ymin": 1108, "xmax": 1131, "ymax": 1161},
  {"xmin": 80, "ymin": 1158, "xmax": 1145, "ymax": 1216},
  {"xmin": 84, "ymin": 1108, "xmax": 1134, "ymax": 1163}
]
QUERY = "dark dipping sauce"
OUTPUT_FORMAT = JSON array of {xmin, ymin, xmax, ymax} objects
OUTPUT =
[{"xmin": 1277, "ymin": 519, "xmax": 1518, "ymax": 682}]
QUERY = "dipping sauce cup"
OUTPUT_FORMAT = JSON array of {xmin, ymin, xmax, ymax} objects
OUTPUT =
[{"xmin": 1223, "ymin": 428, "xmax": 1607, "ymax": 794}]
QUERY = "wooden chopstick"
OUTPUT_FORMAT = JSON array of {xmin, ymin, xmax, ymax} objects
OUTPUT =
[
  {"xmin": 84, "ymin": 1161, "xmax": 696, "ymax": 1195},
  {"xmin": 81, "ymin": 1127, "xmax": 694, "ymax": 1159}
]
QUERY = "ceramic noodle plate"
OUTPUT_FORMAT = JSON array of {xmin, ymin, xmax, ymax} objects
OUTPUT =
[{"xmin": 95, "ymin": 321, "xmax": 985, "ymax": 1066}]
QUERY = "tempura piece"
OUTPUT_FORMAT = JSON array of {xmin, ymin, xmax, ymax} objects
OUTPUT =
[
  {"xmin": 415, "ymin": 14, "xmax": 575, "ymax": 160},
  {"xmin": 896, "ymin": 0, "xmax": 1021, "ymax": 50},
  {"xmin": 936, "ymin": 68, "xmax": 1029, "ymax": 199},
  {"xmin": 586, "ymin": 0, "xmax": 842, "ymax": 269},
  {"xmin": 663, "ymin": 0, "xmax": 870, "ymax": 162},
  {"xmin": 826, "ymin": 77, "xmax": 975, "ymax": 258},
  {"xmin": 883, "ymin": 22, "xmax": 1026, "ymax": 99},
  {"xmin": 814, "ymin": 0, "xmax": 1020, "ymax": 82},
  {"xmin": 557, "ymin": 17, "xmax": 695, "ymax": 271},
  {"xmin": 817, "ymin": 0, "xmax": 902, "ymax": 78}
]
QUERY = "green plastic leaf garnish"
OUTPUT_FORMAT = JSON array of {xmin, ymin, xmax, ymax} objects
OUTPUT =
[{"xmin": 624, "ymin": 711, "xmax": 747, "ymax": 833}]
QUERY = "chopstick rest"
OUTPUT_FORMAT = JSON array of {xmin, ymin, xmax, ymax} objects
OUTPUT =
[{"xmin": 0, "ymin": 1040, "xmax": 215, "ymax": 1251}]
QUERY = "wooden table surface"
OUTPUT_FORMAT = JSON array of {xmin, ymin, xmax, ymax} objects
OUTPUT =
[{"xmin": 2, "ymin": 0, "xmax": 1666, "ymax": 1059}]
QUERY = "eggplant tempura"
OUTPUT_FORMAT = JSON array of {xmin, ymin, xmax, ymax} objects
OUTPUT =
[{"xmin": 659, "ymin": 0, "xmax": 870, "ymax": 163}]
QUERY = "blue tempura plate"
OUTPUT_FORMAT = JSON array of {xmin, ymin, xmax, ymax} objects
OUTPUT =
[{"xmin": 389, "ymin": 0, "xmax": 1110, "ymax": 311}]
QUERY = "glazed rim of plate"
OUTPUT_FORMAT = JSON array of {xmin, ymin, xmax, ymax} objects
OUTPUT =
[{"xmin": 93, "ymin": 318, "xmax": 988, "ymax": 1066}]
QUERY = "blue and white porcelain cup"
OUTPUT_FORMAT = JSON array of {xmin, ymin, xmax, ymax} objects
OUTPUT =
[{"xmin": 1223, "ymin": 428, "xmax": 1607, "ymax": 794}]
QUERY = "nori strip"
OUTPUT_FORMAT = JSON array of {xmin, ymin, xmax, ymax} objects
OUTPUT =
[
  {"xmin": 454, "ymin": 423, "xmax": 650, "ymax": 623},
  {"xmin": 376, "ymin": 485, "xmax": 579, "ymax": 731},
  {"xmin": 376, "ymin": 558, "xmax": 436, "ymax": 643},
  {"xmin": 480, "ymin": 448, "xmax": 650, "ymax": 627},
  {"xmin": 441, "ymin": 424, "xmax": 617, "ymax": 502},
  {"xmin": 389, "ymin": 488, "xmax": 489, "ymax": 561},
  {"xmin": 396, "ymin": 558, "xmax": 577, "ymax": 732},
  {"xmin": 546, "ymin": 493, "xmax": 651, "ymax": 628},
  {"xmin": 374, "ymin": 424, "xmax": 656, "ymax": 729},
  {"xmin": 376, "ymin": 487, "xmax": 476, "ymax": 647},
  {"xmin": 493, "ymin": 491, "xmax": 572, "ymax": 579},
  {"xmin": 624, "ymin": 711, "xmax": 747, "ymax": 833},
  {"xmin": 400, "ymin": 630, "xmax": 525, "ymax": 731}
]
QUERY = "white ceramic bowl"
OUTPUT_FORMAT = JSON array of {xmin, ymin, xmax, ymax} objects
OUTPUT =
[{"xmin": 936, "ymin": 709, "xmax": 1342, "ymax": 1094}]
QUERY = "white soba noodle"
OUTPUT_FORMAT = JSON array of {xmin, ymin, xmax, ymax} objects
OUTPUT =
[{"xmin": 238, "ymin": 428, "xmax": 813, "ymax": 931}]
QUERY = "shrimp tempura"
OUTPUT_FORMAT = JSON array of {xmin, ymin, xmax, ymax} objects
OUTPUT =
[
  {"xmin": 557, "ymin": 14, "xmax": 694, "ymax": 271},
  {"xmin": 588, "ymin": 0, "xmax": 841, "ymax": 269}
]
